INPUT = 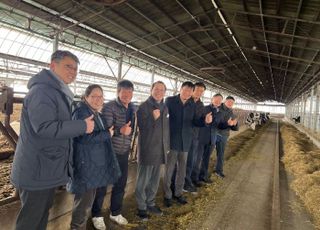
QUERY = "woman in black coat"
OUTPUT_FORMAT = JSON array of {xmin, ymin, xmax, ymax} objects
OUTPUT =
[{"xmin": 68, "ymin": 84, "xmax": 120, "ymax": 230}]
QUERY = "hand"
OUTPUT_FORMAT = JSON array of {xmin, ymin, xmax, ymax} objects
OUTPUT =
[
  {"xmin": 227, "ymin": 118, "xmax": 233, "ymax": 126},
  {"xmin": 109, "ymin": 125, "xmax": 114, "ymax": 137},
  {"xmin": 84, "ymin": 114, "xmax": 94, "ymax": 134},
  {"xmin": 120, "ymin": 121, "xmax": 132, "ymax": 136},
  {"xmin": 205, "ymin": 112, "xmax": 213, "ymax": 124},
  {"xmin": 153, "ymin": 109, "xmax": 161, "ymax": 120},
  {"xmin": 232, "ymin": 119, "xmax": 238, "ymax": 126}
]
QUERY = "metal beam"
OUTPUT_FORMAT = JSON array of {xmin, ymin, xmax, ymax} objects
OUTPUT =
[{"xmin": 259, "ymin": 0, "xmax": 276, "ymax": 100}]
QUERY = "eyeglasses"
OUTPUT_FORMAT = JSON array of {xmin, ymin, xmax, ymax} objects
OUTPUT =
[
  {"xmin": 64, "ymin": 64, "xmax": 78, "ymax": 73},
  {"xmin": 90, "ymin": 95, "xmax": 104, "ymax": 100}
]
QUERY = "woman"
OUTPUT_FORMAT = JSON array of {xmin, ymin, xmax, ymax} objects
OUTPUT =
[{"xmin": 68, "ymin": 84, "xmax": 120, "ymax": 230}]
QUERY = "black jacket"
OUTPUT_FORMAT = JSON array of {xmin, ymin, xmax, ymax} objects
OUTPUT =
[
  {"xmin": 102, "ymin": 98, "xmax": 136, "ymax": 155},
  {"xmin": 11, "ymin": 69, "xmax": 86, "ymax": 190},
  {"xmin": 217, "ymin": 103, "xmax": 239, "ymax": 136},
  {"xmin": 198, "ymin": 104, "xmax": 222, "ymax": 145},
  {"xmin": 68, "ymin": 102, "xmax": 121, "ymax": 194},
  {"xmin": 165, "ymin": 94, "xmax": 205, "ymax": 152}
]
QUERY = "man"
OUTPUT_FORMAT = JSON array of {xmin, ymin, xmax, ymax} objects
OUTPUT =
[
  {"xmin": 163, "ymin": 81, "xmax": 212, "ymax": 207},
  {"xmin": 196, "ymin": 93, "xmax": 223, "ymax": 184},
  {"xmin": 184, "ymin": 82, "xmax": 206, "ymax": 193},
  {"xmin": 135, "ymin": 81, "xmax": 170, "ymax": 221},
  {"xmin": 215, "ymin": 96, "xmax": 239, "ymax": 178},
  {"xmin": 10, "ymin": 50, "xmax": 94, "ymax": 230},
  {"xmin": 91, "ymin": 80, "xmax": 136, "ymax": 228}
]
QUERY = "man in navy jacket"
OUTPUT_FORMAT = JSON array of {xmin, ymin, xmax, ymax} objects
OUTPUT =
[
  {"xmin": 11, "ymin": 50, "xmax": 94, "ymax": 230},
  {"xmin": 163, "ymin": 81, "xmax": 212, "ymax": 207}
]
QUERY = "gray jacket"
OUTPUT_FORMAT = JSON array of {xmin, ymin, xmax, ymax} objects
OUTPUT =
[
  {"xmin": 217, "ymin": 103, "xmax": 239, "ymax": 137},
  {"xmin": 102, "ymin": 98, "xmax": 136, "ymax": 155},
  {"xmin": 137, "ymin": 96, "xmax": 170, "ymax": 165},
  {"xmin": 11, "ymin": 69, "xmax": 86, "ymax": 190}
]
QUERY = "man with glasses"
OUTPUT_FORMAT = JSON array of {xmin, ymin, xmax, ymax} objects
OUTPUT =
[{"xmin": 11, "ymin": 50, "xmax": 95, "ymax": 230}]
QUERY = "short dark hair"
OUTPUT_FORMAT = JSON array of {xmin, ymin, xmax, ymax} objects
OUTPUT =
[
  {"xmin": 181, "ymin": 81, "xmax": 194, "ymax": 90},
  {"xmin": 151, "ymin": 81, "xmax": 167, "ymax": 91},
  {"xmin": 117, "ymin": 79, "xmax": 134, "ymax": 92},
  {"xmin": 194, "ymin": 82, "xmax": 206, "ymax": 90},
  {"xmin": 213, "ymin": 93, "xmax": 223, "ymax": 98},
  {"xmin": 226, "ymin": 95, "xmax": 235, "ymax": 101},
  {"xmin": 51, "ymin": 50, "xmax": 80, "ymax": 64}
]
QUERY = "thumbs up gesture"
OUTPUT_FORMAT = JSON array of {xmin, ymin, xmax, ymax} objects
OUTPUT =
[
  {"xmin": 109, "ymin": 125, "xmax": 114, "ymax": 137},
  {"xmin": 227, "ymin": 117, "xmax": 237, "ymax": 126},
  {"xmin": 153, "ymin": 109, "xmax": 161, "ymax": 120},
  {"xmin": 232, "ymin": 118, "xmax": 238, "ymax": 126},
  {"xmin": 84, "ymin": 114, "xmax": 94, "ymax": 134},
  {"xmin": 205, "ymin": 112, "xmax": 213, "ymax": 124},
  {"xmin": 120, "ymin": 121, "xmax": 132, "ymax": 136}
]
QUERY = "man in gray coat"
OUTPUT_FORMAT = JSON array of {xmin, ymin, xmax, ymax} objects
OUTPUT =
[
  {"xmin": 135, "ymin": 81, "xmax": 170, "ymax": 221},
  {"xmin": 10, "ymin": 50, "xmax": 94, "ymax": 230}
]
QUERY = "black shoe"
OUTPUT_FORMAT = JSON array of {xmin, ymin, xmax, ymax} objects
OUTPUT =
[
  {"xmin": 215, "ymin": 172, "xmax": 225, "ymax": 178},
  {"xmin": 147, "ymin": 205, "xmax": 163, "ymax": 216},
  {"xmin": 164, "ymin": 198, "xmax": 172, "ymax": 207},
  {"xmin": 200, "ymin": 177, "xmax": 213, "ymax": 184},
  {"xmin": 183, "ymin": 184, "xmax": 197, "ymax": 193},
  {"xmin": 193, "ymin": 181, "xmax": 203, "ymax": 187},
  {"xmin": 173, "ymin": 195, "xmax": 188, "ymax": 205},
  {"xmin": 137, "ymin": 209, "xmax": 149, "ymax": 221}
]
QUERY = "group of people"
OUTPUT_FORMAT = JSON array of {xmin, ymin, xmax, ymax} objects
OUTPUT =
[{"xmin": 10, "ymin": 50, "xmax": 239, "ymax": 230}]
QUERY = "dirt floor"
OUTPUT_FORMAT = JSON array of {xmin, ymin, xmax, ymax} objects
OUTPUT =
[
  {"xmin": 85, "ymin": 124, "xmax": 261, "ymax": 230},
  {"xmin": 187, "ymin": 121, "xmax": 276, "ymax": 230}
]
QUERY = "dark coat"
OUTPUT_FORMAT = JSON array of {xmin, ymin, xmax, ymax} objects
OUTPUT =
[
  {"xmin": 217, "ymin": 103, "xmax": 239, "ymax": 137},
  {"xmin": 67, "ymin": 102, "xmax": 121, "ymax": 195},
  {"xmin": 11, "ymin": 69, "xmax": 86, "ymax": 190},
  {"xmin": 198, "ymin": 104, "xmax": 222, "ymax": 145},
  {"xmin": 165, "ymin": 94, "xmax": 205, "ymax": 152},
  {"xmin": 102, "ymin": 98, "xmax": 136, "ymax": 155},
  {"xmin": 192, "ymin": 99, "xmax": 205, "ymax": 139},
  {"xmin": 137, "ymin": 96, "xmax": 170, "ymax": 165}
]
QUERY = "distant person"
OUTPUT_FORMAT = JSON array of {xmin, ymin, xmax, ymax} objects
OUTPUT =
[
  {"xmin": 91, "ymin": 80, "xmax": 136, "ymax": 227},
  {"xmin": 163, "ymin": 81, "xmax": 212, "ymax": 207},
  {"xmin": 135, "ymin": 81, "xmax": 170, "ymax": 221},
  {"xmin": 215, "ymin": 96, "xmax": 239, "ymax": 178},
  {"xmin": 68, "ymin": 84, "xmax": 121, "ymax": 230},
  {"xmin": 10, "ymin": 50, "xmax": 94, "ymax": 230}
]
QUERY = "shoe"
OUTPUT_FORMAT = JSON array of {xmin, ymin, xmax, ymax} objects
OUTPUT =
[
  {"xmin": 200, "ymin": 177, "xmax": 213, "ymax": 184},
  {"xmin": 193, "ymin": 181, "xmax": 203, "ymax": 187},
  {"xmin": 137, "ymin": 209, "xmax": 149, "ymax": 221},
  {"xmin": 109, "ymin": 214, "xmax": 128, "ymax": 225},
  {"xmin": 92, "ymin": 217, "xmax": 106, "ymax": 230},
  {"xmin": 215, "ymin": 172, "xmax": 225, "ymax": 178},
  {"xmin": 147, "ymin": 205, "xmax": 163, "ymax": 216},
  {"xmin": 164, "ymin": 198, "xmax": 172, "ymax": 207},
  {"xmin": 183, "ymin": 184, "xmax": 198, "ymax": 194},
  {"xmin": 173, "ymin": 195, "xmax": 188, "ymax": 205}
]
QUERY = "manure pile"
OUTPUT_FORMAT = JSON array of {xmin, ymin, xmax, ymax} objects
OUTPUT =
[{"xmin": 281, "ymin": 123, "xmax": 320, "ymax": 229}]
